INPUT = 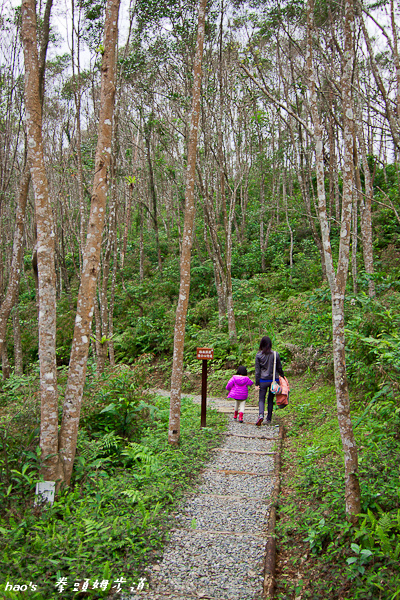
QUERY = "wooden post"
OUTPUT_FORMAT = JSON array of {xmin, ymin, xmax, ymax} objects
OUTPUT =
[
  {"xmin": 201, "ymin": 359, "xmax": 207, "ymax": 427},
  {"xmin": 196, "ymin": 348, "xmax": 214, "ymax": 428}
]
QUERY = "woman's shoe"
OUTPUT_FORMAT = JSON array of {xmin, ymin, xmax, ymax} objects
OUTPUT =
[{"xmin": 255, "ymin": 416, "xmax": 263, "ymax": 426}]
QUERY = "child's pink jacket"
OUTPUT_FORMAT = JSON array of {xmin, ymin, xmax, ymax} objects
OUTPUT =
[{"xmin": 226, "ymin": 375, "xmax": 254, "ymax": 400}]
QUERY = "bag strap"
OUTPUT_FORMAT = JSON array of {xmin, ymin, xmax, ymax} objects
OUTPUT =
[{"xmin": 272, "ymin": 351, "xmax": 276, "ymax": 382}]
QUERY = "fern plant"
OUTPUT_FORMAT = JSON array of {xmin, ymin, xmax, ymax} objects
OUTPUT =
[
  {"xmin": 80, "ymin": 432, "xmax": 123, "ymax": 459},
  {"xmin": 74, "ymin": 431, "xmax": 124, "ymax": 482},
  {"xmin": 121, "ymin": 442, "xmax": 160, "ymax": 476},
  {"xmin": 355, "ymin": 505, "xmax": 400, "ymax": 561}
]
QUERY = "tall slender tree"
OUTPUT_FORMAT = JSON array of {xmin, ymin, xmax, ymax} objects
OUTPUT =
[
  {"xmin": 21, "ymin": 0, "xmax": 58, "ymax": 481},
  {"xmin": 168, "ymin": 0, "xmax": 208, "ymax": 445},
  {"xmin": 58, "ymin": 0, "xmax": 121, "ymax": 484},
  {"xmin": 307, "ymin": 0, "xmax": 361, "ymax": 518},
  {"xmin": 0, "ymin": 0, "xmax": 52, "ymax": 364}
]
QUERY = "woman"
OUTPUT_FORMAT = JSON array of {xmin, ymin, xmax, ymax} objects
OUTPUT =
[{"xmin": 254, "ymin": 336, "xmax": 285, "ymax": 426}]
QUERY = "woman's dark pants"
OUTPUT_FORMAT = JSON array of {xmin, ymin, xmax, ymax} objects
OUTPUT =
[{"xmin": 258, "ymin": 381, "xmax": 274, "ymax": 421}]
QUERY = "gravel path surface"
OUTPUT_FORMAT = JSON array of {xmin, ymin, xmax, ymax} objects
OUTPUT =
[{"xmin": 126, "ymin": 392, "xmax": 280, "ymax": 600}]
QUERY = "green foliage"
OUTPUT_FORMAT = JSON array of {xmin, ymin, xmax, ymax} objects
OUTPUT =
[
  {"xmin": 276, "ymin": 374, "xmax": 400, "ymax": 600},
  {"xmin": 301, "ymin": 286, "xmax": 332, "ymax": 347},
  {"xmin": 56, "ymin": 298, "xmax": 76, "ymax": 365},
  {"xmin": 346, "ymin": 503, "xmax": 400, "ymax": 598},
  {"xmin": 187, "ymin": 297, "xmax": 217, "ymax": 326},
  {"xmin": 346, "ymin": 543, "xmax": 373, "ymax": 578},
  {"xmin": 0, "ymin": 373, "xmax": 37, "ymax": 407},
  {"xmin": 80, "ymin": 0, "xmax": 107, "ymax": 51},
  {"xmin": 0, "ymin": 379, "xmax": 41, "ymax": 513},
  {"xmin": 184, "ymin": 326, "xmax": 242, "ymax": 371},
  {"xmin": 345, "ymin": 290, "xmax": 400, "ymax": 392},
  {"xmin": 81, "ymin": 360, "xmax": 153, "ymax": 440},
  {"xmin": 303, "ymin": 518, "xmax": 333, "ymax": 554},
  {"xmin": 112, "ymin": 281, "xmax": 176, "ymax": 361},
  {"xmin": 0, "ymin": 392, "xmax": 226, "ymax": 599},
  {"xmin": 354, "ymin": 506, "xmax": 400, "ymax": 561}
]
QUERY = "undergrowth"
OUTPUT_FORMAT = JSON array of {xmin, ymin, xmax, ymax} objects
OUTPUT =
[
  {"xmin": 276, "ymin": 375, "xmax": 400, "ymax": 600},
  {"xmin": 0, "ymin": 385, "xmax": 226, "ymax": 599}
]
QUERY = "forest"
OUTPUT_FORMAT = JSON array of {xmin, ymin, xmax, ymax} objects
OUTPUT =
[{"xmin": 0, "ymin": 0, "xmax": 399, "ymax": 598}]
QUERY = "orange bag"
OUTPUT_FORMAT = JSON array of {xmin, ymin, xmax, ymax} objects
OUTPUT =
[{"xmin": 276, "ymin": 376, "xmax": 290, "ymax": 408}]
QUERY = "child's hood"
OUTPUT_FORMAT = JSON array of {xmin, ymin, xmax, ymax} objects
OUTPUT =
[{"xmin": 233, "ymin": 375, "xmax": 252, "ymax": 385}]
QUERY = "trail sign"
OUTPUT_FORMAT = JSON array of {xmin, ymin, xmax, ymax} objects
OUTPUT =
[
  {"xmin": 196, "ymin": 347, "xmax": 213, "ymax": 427},
  {"xmin": 196, "ymin": 347, "xmax": 214, "ymax": 360}
]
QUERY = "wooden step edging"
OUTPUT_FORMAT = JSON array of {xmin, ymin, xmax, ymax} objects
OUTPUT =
[
  {"xmin": 221, "ymin": 433, "xmax": 279, "ymax": 440},
  {"xmin": 171, "ymin": 527, "xmax": 268, "ymax": 539},
  {"xmin": 199, "ymin": 493, "xmax": 271, "ymax": 501},
  {"xmin": 211, "ymin": 448, "xmax": 274, "ymax": 456},
  {"xmin": 210, "ymin": 468, "xmax": 276, "ymax": 477},
  {"xmin": 263, "ymin": 423, "xmax": 284, "ymax": 599},
  {"xmin": 132, "ymin": 588, "xmax": 237, "ymax": 599}
]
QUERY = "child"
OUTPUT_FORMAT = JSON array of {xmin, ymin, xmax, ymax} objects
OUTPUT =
[{"xmin": 226, "ymin": 366, "xmax": 254, "ymax": 423}]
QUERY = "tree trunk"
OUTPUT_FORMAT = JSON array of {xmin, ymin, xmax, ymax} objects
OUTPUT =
[
  {"xmin": 328, "ymin": 110, "xmax": 340, "ymax": 226},
  {"xmin": 71, "ymin": 0, "xmax": 86, "ymax": 262},
  {"xmin": 94, "ymin": 290, "xmax": 107, "ymax": 374},
  {"xmin": 121, "ymin": 183, "xmax": 133, "ymax": 270},
  {"xmin": 352, "ymin": 148, "xmax": 358, "ymax": 295},
  {"xmin": 58, "ymin": 0, "xmax": 120, "ymax": 485},
  {"xmin": 307, "ymin": 0, "xmax": 361, "ymax": 519},
  {"xmin": 12, "ymin": 305, "xmax": 23, "ymax": 376},
  {"xmin": 284, "ymin": 170, "xmax": 294, "ymax": 282},
  {"xmin": 256, "ymin": 118, "xmax": 268, "ymax": 271},
  {"xmin": 0, "ymin": 0, "xmax": 51, "ymax": 362},
  {"xmin": 331, "ymin": 292, "xmax": 361, "ymax": 516},
  {"xmin": 391, "ymin": 0, "xmax": 400, "ymax": 120},
  {"xmin": 108, "ymin": 236, "xmax": 118, "ymax": 367},
  {"xmin": 226, "ymin": 189, "xmax": 237, "ymax": 341},
  {"xmin": 358, "ymin": 1, "xmax": 400, "ymax": 151},
  {"xmin": 139, "ymin": 199, "xmax": 144, "ymax": 283},
  {"xmin": 0, "ymin": 165, "xmax": 30, "ymax": 358},
  {"xmin": 287, "ymin": 114, "xmax": 327, "ymax": 280},
  {"xmin": 121, "ymin": 127, "xmax": 139, "ymax": 271},
  {"xmin": 21, "ymin": 0, "xmax": 59, "ymax": 482},
  {"xmin": 197, "ymin": 170, "xmax": 227, "ymax": 326},
  {"xmin": 260, "ymin": 173, "xmax": 267, "ymax": 271},
  {"xmin": 2, "ymin": 343, "xmax": 10, "ymax": 381},
  {"xmin": 356, "ymin": 105, "xmax": 375, "ymax": 298},
  {"xmin": 168, "ymin": 0, "xmax": 207, "ymax": 445},
  {"xmin": 144, "ymin": 116, "xmax": 163, "ymax": 275}
]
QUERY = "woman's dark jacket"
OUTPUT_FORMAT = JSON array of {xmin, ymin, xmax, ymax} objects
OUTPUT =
[{"xmin": 255, "ymin": 351, "xmax": 284, "ymax": 386}]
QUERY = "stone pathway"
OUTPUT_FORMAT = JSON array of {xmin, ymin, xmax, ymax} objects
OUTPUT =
[{"xmin": 127, "ymin": 393, "xmax": 280, "ymax": 600}]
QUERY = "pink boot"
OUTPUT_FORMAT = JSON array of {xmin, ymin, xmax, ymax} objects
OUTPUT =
[
  {"xmin": 239, "ymin": 412, "xmax": 244, "ymax": 423},
  {"xmin": 233, "ymin": 411, "xmax": 238, "ymax": 420}
]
